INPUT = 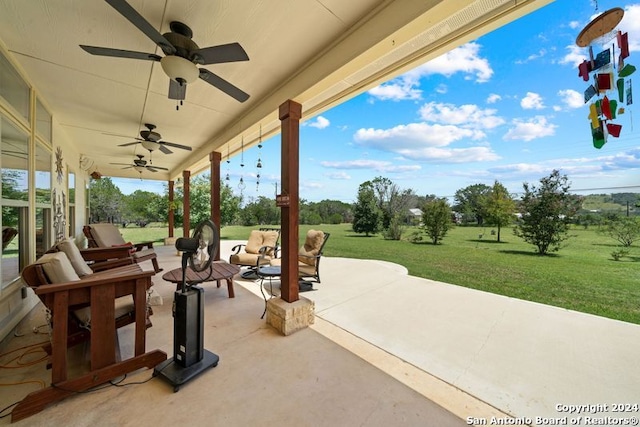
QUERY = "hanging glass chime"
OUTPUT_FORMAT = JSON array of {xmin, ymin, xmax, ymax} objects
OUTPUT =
[
  {"xmin": 256, "ymin": 124, "xmax": 263, "ymax": 191},
  {"xmin": 238, "ymin": 136, "xmax": 246, "ymax": 196},
  {"xmin": 225, "ymin": 145, "xmax": 230, "ymax": 181}
]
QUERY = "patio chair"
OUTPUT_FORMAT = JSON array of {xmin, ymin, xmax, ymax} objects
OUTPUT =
[
  {"xmin": 2, "ymin": 226, "xmax": 17, "ymax": 251},
  {"xmin": 83, "ymin": 223, "xmax": 162, "ymax": 273},
  {"xmin": 269, "ymin": 229, "xmax": 330, "ymax": 284},
  {"xmin": 229, "ymin": 228, "xmax": 280, "ymax": 279},
  {"xmin": 50, "ymin": 237, "xmax": 135, "ymax": 273},
  {"xmin": 16, "ymin": 250, "xmax": 166, "ymax": 421}
]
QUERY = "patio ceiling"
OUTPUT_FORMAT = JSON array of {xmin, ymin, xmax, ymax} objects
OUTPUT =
[{"xmin": 0, "ymin": 0, "xmax": 551, "ymax": 181}]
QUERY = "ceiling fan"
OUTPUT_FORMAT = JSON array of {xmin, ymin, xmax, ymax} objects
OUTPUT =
[
  {"xmin": 80, "ymin": 0, "xmax": 250, "ymax": 105},
  {"xmin": 118, "ymin": 123, "xmax": 192, "ymax": 154},
  {"xmin": 110, "ymin": 154, "xmax": 169, "ymax": 174}
]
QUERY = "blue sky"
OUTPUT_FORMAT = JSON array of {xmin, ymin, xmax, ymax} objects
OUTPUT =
[{"xmin": 116, "ymin": 0, "xmax": 640, "ymax": 204}]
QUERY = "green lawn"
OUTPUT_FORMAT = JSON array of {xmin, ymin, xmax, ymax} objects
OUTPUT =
[{"xmin": 121, "ymin": 223, "xmax": 640, "ymax": 325}]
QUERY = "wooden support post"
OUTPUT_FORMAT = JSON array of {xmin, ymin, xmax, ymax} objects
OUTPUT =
[
  {"xmin": 279, "ymin": 100, "xmax": 302, "ymax": 303},
  {"xmin": 183, "ymin": 170, "xmax": 191, "ymax": 238},
  {"xmin": 168, "ymin": 180, "xmax": 174, "ymax": 238},
  {"xmin": 210, "ymin": 151, "xmax": 222, "ymax": 260}
]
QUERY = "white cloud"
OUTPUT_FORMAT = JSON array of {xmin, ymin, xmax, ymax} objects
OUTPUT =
[
  {"xmin": 322, "ymin": 159, "xmax": 387, "ymax": 169},
  {"xmin": 487, "ymin": 93, "xmax": 502, "ymax": 104},
  {"xmin": 621, "ymin": 5, "xmax": 640, "ymax": 52},
  {"xmin": 410, "ymin": 42, "xmax": 493, "ymax": 83},
  {"xmin": 560, "ymin": 44, "xmax": 587, "ymax": 68},
  {"xmin": 557, "ymin": 89, "xmax": 584, "ymax": 109},
  {"xmin": 396, "ymin": 146, "xmax": 500, "ymax": 163},
  {"xmin": 568, "ymin": 20, "xmax": 580, "ymax": 29},
  {"xmin": 355, "ymin": 123, "xmax": 484, "ymax": 148},
  {"xmin": 368, "ymin": 42, "xmax": 492, "ymax": 101},
  {"xmin": 352, "ymin": 122, "xmax": 499, "ymax": 163},
  {"xmin": 367, "ymin": 82, "xmax": 422, "ymax": 101},
  {"xmin": 307, "ymin": 116, "xmax": 330, "ymax": 129},
  {"xmin": 321, "ymin": 159, "xmax": 421, "ymax": 173},
  {"xmin": 516, "ymin": 49, "xmax": 547, "ymax": 64},
  {"xmin": 520, "ymin": 92, "xmax": 545, "ymax": 110},
  {"xmin": 324, "ymin": 171, "xmax": 351, "ymax": 180},
  {"xmin": 503, "ymin": 116, "xmax": 557, "ymax": 141},
  {"xmin": 418, "ymin": 102, "xmax": 505, "ymax": 129}
]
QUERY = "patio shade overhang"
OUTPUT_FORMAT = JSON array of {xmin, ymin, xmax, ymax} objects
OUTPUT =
[{"xmin": 0, "ymin": 0, "xmax": 552, "ymax": 180}]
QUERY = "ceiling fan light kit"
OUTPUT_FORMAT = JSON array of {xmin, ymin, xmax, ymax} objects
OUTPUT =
[
  {"xmin": 161, "ymin": 55, "xmax": 199, "ymax": 84},
  {"xmin": 141, "ymin": 139, "xmax": 159, "ymax": 152}
]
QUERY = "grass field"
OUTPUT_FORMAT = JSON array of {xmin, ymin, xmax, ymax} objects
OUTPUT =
[{"xmin": 120, "ymin": 222, "xmax": 640, "ymax": 325}]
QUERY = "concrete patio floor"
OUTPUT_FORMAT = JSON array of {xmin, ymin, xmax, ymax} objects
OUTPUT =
[{"xmin": 2, "ymin": 240, "xmax": 639, "ymax": 426}]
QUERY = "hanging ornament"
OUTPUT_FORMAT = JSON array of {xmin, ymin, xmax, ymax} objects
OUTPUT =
[
  {"xmin": 575, "ymin": 6, "xmax": 633, "ymax": 149},
  {"xmin": 225, "ymin": 144, "xmax": 230, "ymax": 181},
  {"xmin": 239, "ymin": 136, "xmax": 245, "ymax": 197},
  {"xmin": 256, "ymin": 124, "xmax": 263, "ymax": 191}
]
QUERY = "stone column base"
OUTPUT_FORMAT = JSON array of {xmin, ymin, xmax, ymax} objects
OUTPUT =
[
  {"xmin": 164, "ymin": 237, "xmax": 180, "ymax": 256},
  {"xmin": 266, "ymin": 297, "xmax": 315, "ymax": 336}
]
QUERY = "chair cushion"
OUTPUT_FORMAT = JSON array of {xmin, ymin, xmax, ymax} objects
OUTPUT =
[
  {"xmin": 261, "ymin": 230, "xmax": 279, "ymax": 256},
  {"xmin": 73, "ymin": 295, "xmax": 135, "ymax": 326},
  {"xmin": 90, "ymin": 223, "xmax": 126, "ymax": 247},
  {"xmin": 230, "ymin": 252, "xmax": 271, "ymax": 266},
  {"xmin": 299, "ymin": 230, "xmax": 324, "ymax": 266},
  {"xmin": 74, "ymin": 233, "xmax": 89, "ymax": 250},
  {"xmin": 56, "ymin": 237, "xmax": 93, "ymax": 277},
  {"xmin": 244, "ymin": 230, "xmax": 265, "ymax": 254},
  {"xmin": 35, "ymin": 252, "xmax": 80, "ymax": 283}
]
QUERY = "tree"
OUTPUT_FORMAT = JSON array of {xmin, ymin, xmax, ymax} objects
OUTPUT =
[
  {"xmin": 89, "ymin": 177, "xmax": 124, "ymax": 223},
  {"xmin": 453, "ymin": 184, "xmax": 491, "ymax": 225},
  {"xmin": 240, "ymin": 196, "xmax": 280, "ymax": 226},
  {"xmin": 513, "ymin": 170, "xmax": 579, "ymax": 255},
  {"xmin": 598, "ymin": 216, "xmax": 640, "ymax": 247},
  {"xmin": 123, "ymin": 190, "xmax": 162, "ymax": 226},
  {"xmin": 421, "ymin": 198, "xmax": 452, "ymax": 244},
  {"xmin": 370, "ymin": 176, "xmax": 415, "ymax": 239},
  {"xmin": 173, "ymin": 175, "xmax": 241, "ymax": 226},
  {"xmin": 352, "ymin": 181, "xmax": 381, "ymax": 236},
  {"xmin": 481, "ymin": 181, "xmax": 515, "ymax": 242}
]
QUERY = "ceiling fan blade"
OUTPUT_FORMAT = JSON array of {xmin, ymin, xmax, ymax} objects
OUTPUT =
[
  {"xmin": 194, "ymin": 42, "xmax": 249, "ymax": 65},
  {"xmin": 80, "ymin": 45, "xmax": 161, "ymax": 61},
  {"xmin": 105, "ymin": 0, "xmax": 176, "ymax": 55},
  {"xmin": 198, "ymin": 68, "xmax": 249, "ymax": 103},
  {"xmin": 159, "ymin": 144, "xmax": 173, "ymax": 154},
  {"xmin": 146, "ymin": 167, "xmax": 159, "ymax": 172},
  {"xmin": 148, "ymin": 165, "xmax": 168, "ymax": 171},
  {"xmin": 110, "ymin": 162, "xmax": 134, "ymax": 166},
  {"xmin": 168, "ymin": 79, "xmax": 187, "ymax": 100},
  {"xmin": 162, "ymin": 141, "xmax": 193, "ymax": 151},
  {"xmin": 118, "ymin": 141, "xmax": 140, "ymax": 147}
]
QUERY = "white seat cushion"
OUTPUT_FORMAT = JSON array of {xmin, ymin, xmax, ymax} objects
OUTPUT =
[
  {"xmin": 35, "ymin": 252, "xmax": 80, "ymax": 283},
  {"xmin": 73, "ymin": 295, "xmax": 135, "ymax": 326},
  {"xmin": 90, "ymin": 223, "xmax": 126, "ymax": 247},
  {"xmin": 56, "ymin": 237, "xmax": 93, "ymax": 277}
]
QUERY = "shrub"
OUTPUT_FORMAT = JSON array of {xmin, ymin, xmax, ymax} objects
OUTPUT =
[{"xmin": 611, "ymin": 248, "xmax": 630, "ymax": 261}]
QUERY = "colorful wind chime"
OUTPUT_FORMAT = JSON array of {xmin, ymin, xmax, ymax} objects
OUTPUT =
[{"xmin": 576, "ymin": 6, "xmax": 634, "ymax": 149}]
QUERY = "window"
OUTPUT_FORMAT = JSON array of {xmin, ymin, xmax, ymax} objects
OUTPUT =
[
  {"xmin": 0, "ymin": 51, "xmax": 29, "ymax": 122},
  {"xmin": 35, "ymin": 98, "xmax": 52, "ymax": 142},
  {"xmin": 1, "ymin": 117, "xmax": 29, "ymax": 288},
  {"xmin": 35, "ymin": 142, "xmax": 52, "ymax": 259}
]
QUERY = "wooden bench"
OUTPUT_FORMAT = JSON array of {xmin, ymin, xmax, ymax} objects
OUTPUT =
[{"xmin": 13, "ymin": 261, "xmax": 167, "ymax": 422}]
